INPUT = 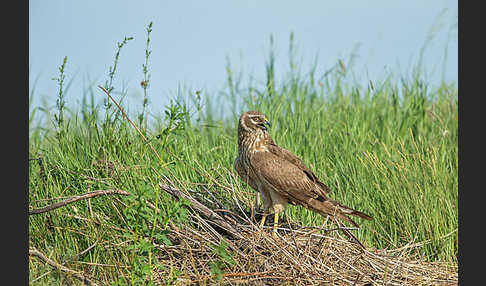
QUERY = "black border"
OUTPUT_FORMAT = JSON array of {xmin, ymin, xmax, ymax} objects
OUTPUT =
[
  {"xmin": 458, "ymin": 1, "xmax": 478, "ymax": 284},
  {"xmin": 9, "ymin": 0, "xmax": 29, "ymax": 283}
]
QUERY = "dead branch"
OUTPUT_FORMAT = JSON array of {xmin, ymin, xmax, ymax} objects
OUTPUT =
[
  {"xmin": 29, "ymin": 189, "xmax": 130, "ymax": 215},
  {"xmin": 29, "ymin": 248, "xmax": 99, "ymax": 286},
  {"xmin": 159, "ymin": 183, "xmax": 243, "ymax": 240},
  {"xmin": 98, "ymin": 85, "xmax": 161, "ymax": 161}
]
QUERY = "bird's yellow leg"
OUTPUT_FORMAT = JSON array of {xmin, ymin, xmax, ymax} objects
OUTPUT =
[
  {"xmin": 272, "ymin": 211, "xmax": 279, "ymax": 238},
  {"xmin": 259, "ymin": 212, "xmax": 267, "ymax": 228}
]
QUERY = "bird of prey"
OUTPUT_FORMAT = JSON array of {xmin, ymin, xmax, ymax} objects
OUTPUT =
[{"xmin": 234, "ymin": 111, "xmax": 373, "ymax": 238}]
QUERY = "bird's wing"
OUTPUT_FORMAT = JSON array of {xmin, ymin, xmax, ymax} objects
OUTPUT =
[
  {"xmin": 250, "ymin": 151, "xmax": 372, "ymax": 226},
  {"xmin": 267, "ymin": 143, "xmax": 332, "ymax": 194},
  {"xmin": 234, "ymin": 156, "xmax": 256, "ymax": 190},
  {"xmin": 250, "ymin": 151, "xmax": 327, "ymax": 204}
]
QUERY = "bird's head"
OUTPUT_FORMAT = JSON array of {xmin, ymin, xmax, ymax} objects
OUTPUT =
[{"xmin": 238, "ymin": 111, "xmax": 271, "ymax": 134}]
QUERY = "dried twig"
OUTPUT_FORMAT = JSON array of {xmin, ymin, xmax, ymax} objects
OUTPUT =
[
  {"xmin": 29, "ymin": 189, "xmax": 130, "ymax": 215},
  {"xmin": 159, "ymin": 183, "xmax": 243, "ymax": 240},
  {"xmin": 29, "ymin": 248, "xmax": 98, "ymax": 286},
  {"xmin": 98, "ymin": 85, "xmax": 161, "ymax": 160}
]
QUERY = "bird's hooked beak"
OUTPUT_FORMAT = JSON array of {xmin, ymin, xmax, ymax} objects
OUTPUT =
[{"xmin": 259, "ymin": 117, "xmax": 271, "ymax": 130}]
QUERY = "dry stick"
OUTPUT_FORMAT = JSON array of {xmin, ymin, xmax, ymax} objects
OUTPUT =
[
  {"xmin": 192, "ymin": 270, "xmax": 277, "ymax": 282},
  {"xmin": 228, "ymin": 175, "xmax": 256, "ymax": 229},
  {"xmin": 259, "ymin": 231, "xmax": 310, "ymax": 274},
  {"xmin": 159, "ymin": 183, "xmax": 243, "ymax": 240},
  {"xmin": 29, "ymin": 248, "xmax": 98, "ymax": 286},
  {"xmin": 100, "ymin": 85, "xmax": 191, "ymax": 199},
  {"xmin": 277, "ymin": 232, "xmax": 343, "ymax": 282},
  {"xmin": 98, "ymin": 86, "xmax": 188, "ymax": 206},
  {"xmin": 99, "ymin": 86, "xmax": 186, "ymax": 198},
  {"xmin": 238, "ymin": 224, "xmax": 351, "ymax": 245},
  {"xmin": 30, "ymin": 270, "xmax": 53, "ymax": 284},
  {"xmin": 163, "ymin": 186, "xmax": 246, "ymax": 257},
  {"xmin": 181, "ymin": 237, "xmax": 202, "ymax": 281},
  {"xmin": 71, "ymin": 242, "xmax": 98, "ymax": 262},
  {"xmin": 331, "ymin": 215, "xmax": 366, "ymax": 250},
  {"xmin": 29, "ymin": 189, "xmax": 130, "ymax": 215},
  {"xmin": 201, "ymin": 186, "xmax": 226, "ymax": 210},
  {"xmin": 192, "ymin": 211, "xmax": 224, "ymax": 241},
  {"xmin": 328, "ymin": 248, "xmax": 366, "ymax": 278},
  {"xmin": 213, "ymin": 208, "xmax": 247, "ymax": 222},
  {"xmin": 103, "ymin": 84, "xmax": 187, "ymax": 195},
  {"xmin": 74, "ymin": 261, "xmax": 130, "ymax": 268},
  {"xmin": 182, "ymin": 224, "xmax": 219, "ymax": 247},
  {"xmin": 385, "ymin": 236, "xmax": 419, "ymax": 284},
  {"xmin": 98, "ymin": 85, "xmax": 161, "ymax": 161}
]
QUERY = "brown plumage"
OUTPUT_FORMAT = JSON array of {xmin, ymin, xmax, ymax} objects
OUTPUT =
[{"xmin": 234, "ymin": 111, "xmax": 373, "ymax": 236}]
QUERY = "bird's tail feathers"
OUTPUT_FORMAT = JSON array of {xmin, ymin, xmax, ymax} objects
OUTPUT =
[
  {"xmin": 312, "ymin": 198, "xmax": 373, "ymax": 227},
  {"xmin": 310, "ymin": 198, "xmax": 372, "ymax": 249},
  {"xmin": 339, "ymin": 205, "xmax": 374, "ymax": 221}
]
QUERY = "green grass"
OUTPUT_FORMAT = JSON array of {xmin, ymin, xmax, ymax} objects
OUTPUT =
[{"xmin": 29, "ymin": 30, "xmax": 457, "ymax": 284}]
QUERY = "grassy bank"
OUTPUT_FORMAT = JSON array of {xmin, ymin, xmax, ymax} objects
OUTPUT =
[{"xmin": 29, "ymin": 31, "xmax": 457, "ymax": 284}]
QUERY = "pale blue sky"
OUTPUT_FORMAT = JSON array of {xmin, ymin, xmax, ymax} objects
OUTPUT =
[{"xmin": 29, "ymin": 1, "xmax": 457, "ymax": 118}]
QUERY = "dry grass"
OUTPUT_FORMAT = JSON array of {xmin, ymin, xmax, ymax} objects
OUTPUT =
[{"xmin": 150, "ymin": 186, "xmax": 458, "ymax": 286}]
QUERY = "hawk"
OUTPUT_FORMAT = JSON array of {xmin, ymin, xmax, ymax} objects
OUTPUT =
[{"xmin": 234, "ymin": 111, "xmax": 373, "ymax": 237}]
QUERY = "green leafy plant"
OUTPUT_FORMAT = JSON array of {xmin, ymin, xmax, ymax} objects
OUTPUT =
[
  {"xmin": 52, "ymin": 56, "xmax": 68, "ymax": 137},
  {"xmin": 209, "ymin": 239, "xmax": 235, "ymax": 280},
  {"xmin": 139, "ymin": 21, "xmax": 153, "ymax": 131},
  {"xmin": 103, "ymin": 35, "xmax": 134, "ymax": 123}
]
